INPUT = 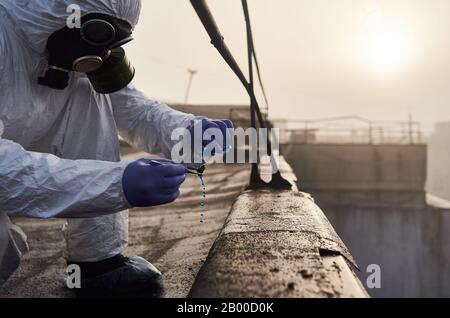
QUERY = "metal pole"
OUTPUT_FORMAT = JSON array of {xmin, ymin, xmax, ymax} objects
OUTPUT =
[
  {"xmin": 369, "ymin": 121, "xmax": 373, "ymax": 145},
  {"xmin": 408, "ymin": 113, "xmax": 414, "ymax": 144}
]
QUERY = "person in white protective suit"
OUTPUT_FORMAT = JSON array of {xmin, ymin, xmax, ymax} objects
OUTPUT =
[{"xmin": 0, "ymin": 0, "xmax": 233, "ymax": 296}]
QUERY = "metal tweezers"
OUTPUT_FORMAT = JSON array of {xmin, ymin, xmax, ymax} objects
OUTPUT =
[
  {"xmin": 187, "ymin": 166, "xmax": 204, "ymax": 177},
  {"xmin": 187, "ymin": 170, "xmax": 203, "ymax": 177},
  {"xmin": 150, "ymin": 160, "xmax": 204, "ymax": 177}
]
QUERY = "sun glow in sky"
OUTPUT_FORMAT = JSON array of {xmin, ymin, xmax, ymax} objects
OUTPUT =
[
  {"xmin": 360, "ymin": 3, "xmax": 415, "ymax": 75},
  {"xmin": 130, "ymin": 0, "xmax": 450, "ymax": 131}
]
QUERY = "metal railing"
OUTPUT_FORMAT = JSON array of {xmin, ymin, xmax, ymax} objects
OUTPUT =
[{"xmin": 273, "ymin": 115, "xmax": 424, "ymax": 145}]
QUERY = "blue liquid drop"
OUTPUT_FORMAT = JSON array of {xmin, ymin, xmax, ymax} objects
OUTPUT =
[
  {"xmin": 199, "ymin": 175, "xmax": 207, "ymax": 225},
  {"xmin": 223, "ymin": 146, "xmax": 233, "ymax": 154}
]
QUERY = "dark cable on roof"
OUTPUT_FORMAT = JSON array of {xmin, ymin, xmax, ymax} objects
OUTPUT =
[{"xmin": 190, "ymin": 0, "xmax": 292, "ymax": 190}]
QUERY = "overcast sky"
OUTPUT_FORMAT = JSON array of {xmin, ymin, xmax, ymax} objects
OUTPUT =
[{"xmin": 126, "ymin": 0, "xmax": 450, "ymax": 132}]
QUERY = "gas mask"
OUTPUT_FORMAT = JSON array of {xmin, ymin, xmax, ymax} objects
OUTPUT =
[{"xmin": 38, "ymin": 13, "xmax": 135, "ymax": 94}]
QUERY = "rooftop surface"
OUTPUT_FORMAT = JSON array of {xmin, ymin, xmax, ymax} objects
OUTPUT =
[{"xmin": 0, "ymin": 148, "xmax": 250, "ymax": 298}]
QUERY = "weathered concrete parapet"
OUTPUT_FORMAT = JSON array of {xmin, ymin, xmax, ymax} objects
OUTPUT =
[{"xmin": 189, "ymin": 159, "xmax": 368, "ymax": 298}]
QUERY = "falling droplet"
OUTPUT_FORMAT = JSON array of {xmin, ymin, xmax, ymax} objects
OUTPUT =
[{"xmin": 199, "ymin": 175, "xmax": 207, "ymax": 224}]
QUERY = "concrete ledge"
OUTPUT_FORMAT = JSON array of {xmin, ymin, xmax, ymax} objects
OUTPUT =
[{"xmin": 189, "ymin": 160, "xmax": 368, "ymax": 298}]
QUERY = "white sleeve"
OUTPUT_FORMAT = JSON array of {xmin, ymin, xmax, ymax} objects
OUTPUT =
[
  {"xmin": 110, "ymin": 84, "xmax": 195, "ymax": 158},
  {"xmin": 0, "ymin": 131, "xmax": 131, "ymax": 219}
]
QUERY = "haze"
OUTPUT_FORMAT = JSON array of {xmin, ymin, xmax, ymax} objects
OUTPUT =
[{"xmin": 127, "ymin": 0, "xmax": 450, "ymax": 132}]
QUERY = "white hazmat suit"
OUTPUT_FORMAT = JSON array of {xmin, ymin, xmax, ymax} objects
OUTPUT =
[{"xmin": 0, "ymin": 0, "xmax": 193, "ymax": 286}]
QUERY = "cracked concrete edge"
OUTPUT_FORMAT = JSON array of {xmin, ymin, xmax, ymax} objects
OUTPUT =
[{"xmin": 188, "ymin": 157, "xmax": 368, "ymax": 298}]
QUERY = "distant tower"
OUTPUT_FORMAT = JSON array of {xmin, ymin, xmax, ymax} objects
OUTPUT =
[
  {"xmin": 184, "ymin": 69, "xmax": 198, "ymax": 105},
  {"xmin": 408, "ymin": 112, "xmax": 414, "ymax": 144}
]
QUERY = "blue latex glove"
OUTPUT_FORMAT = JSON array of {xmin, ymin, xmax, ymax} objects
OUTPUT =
[
  {"xmin": 122, "ymin": 159, "xmax": 187, "ymax": 207},
  {"xmin": 188, "ymin": 118, "xmax": 234, "ymax": 158}
]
